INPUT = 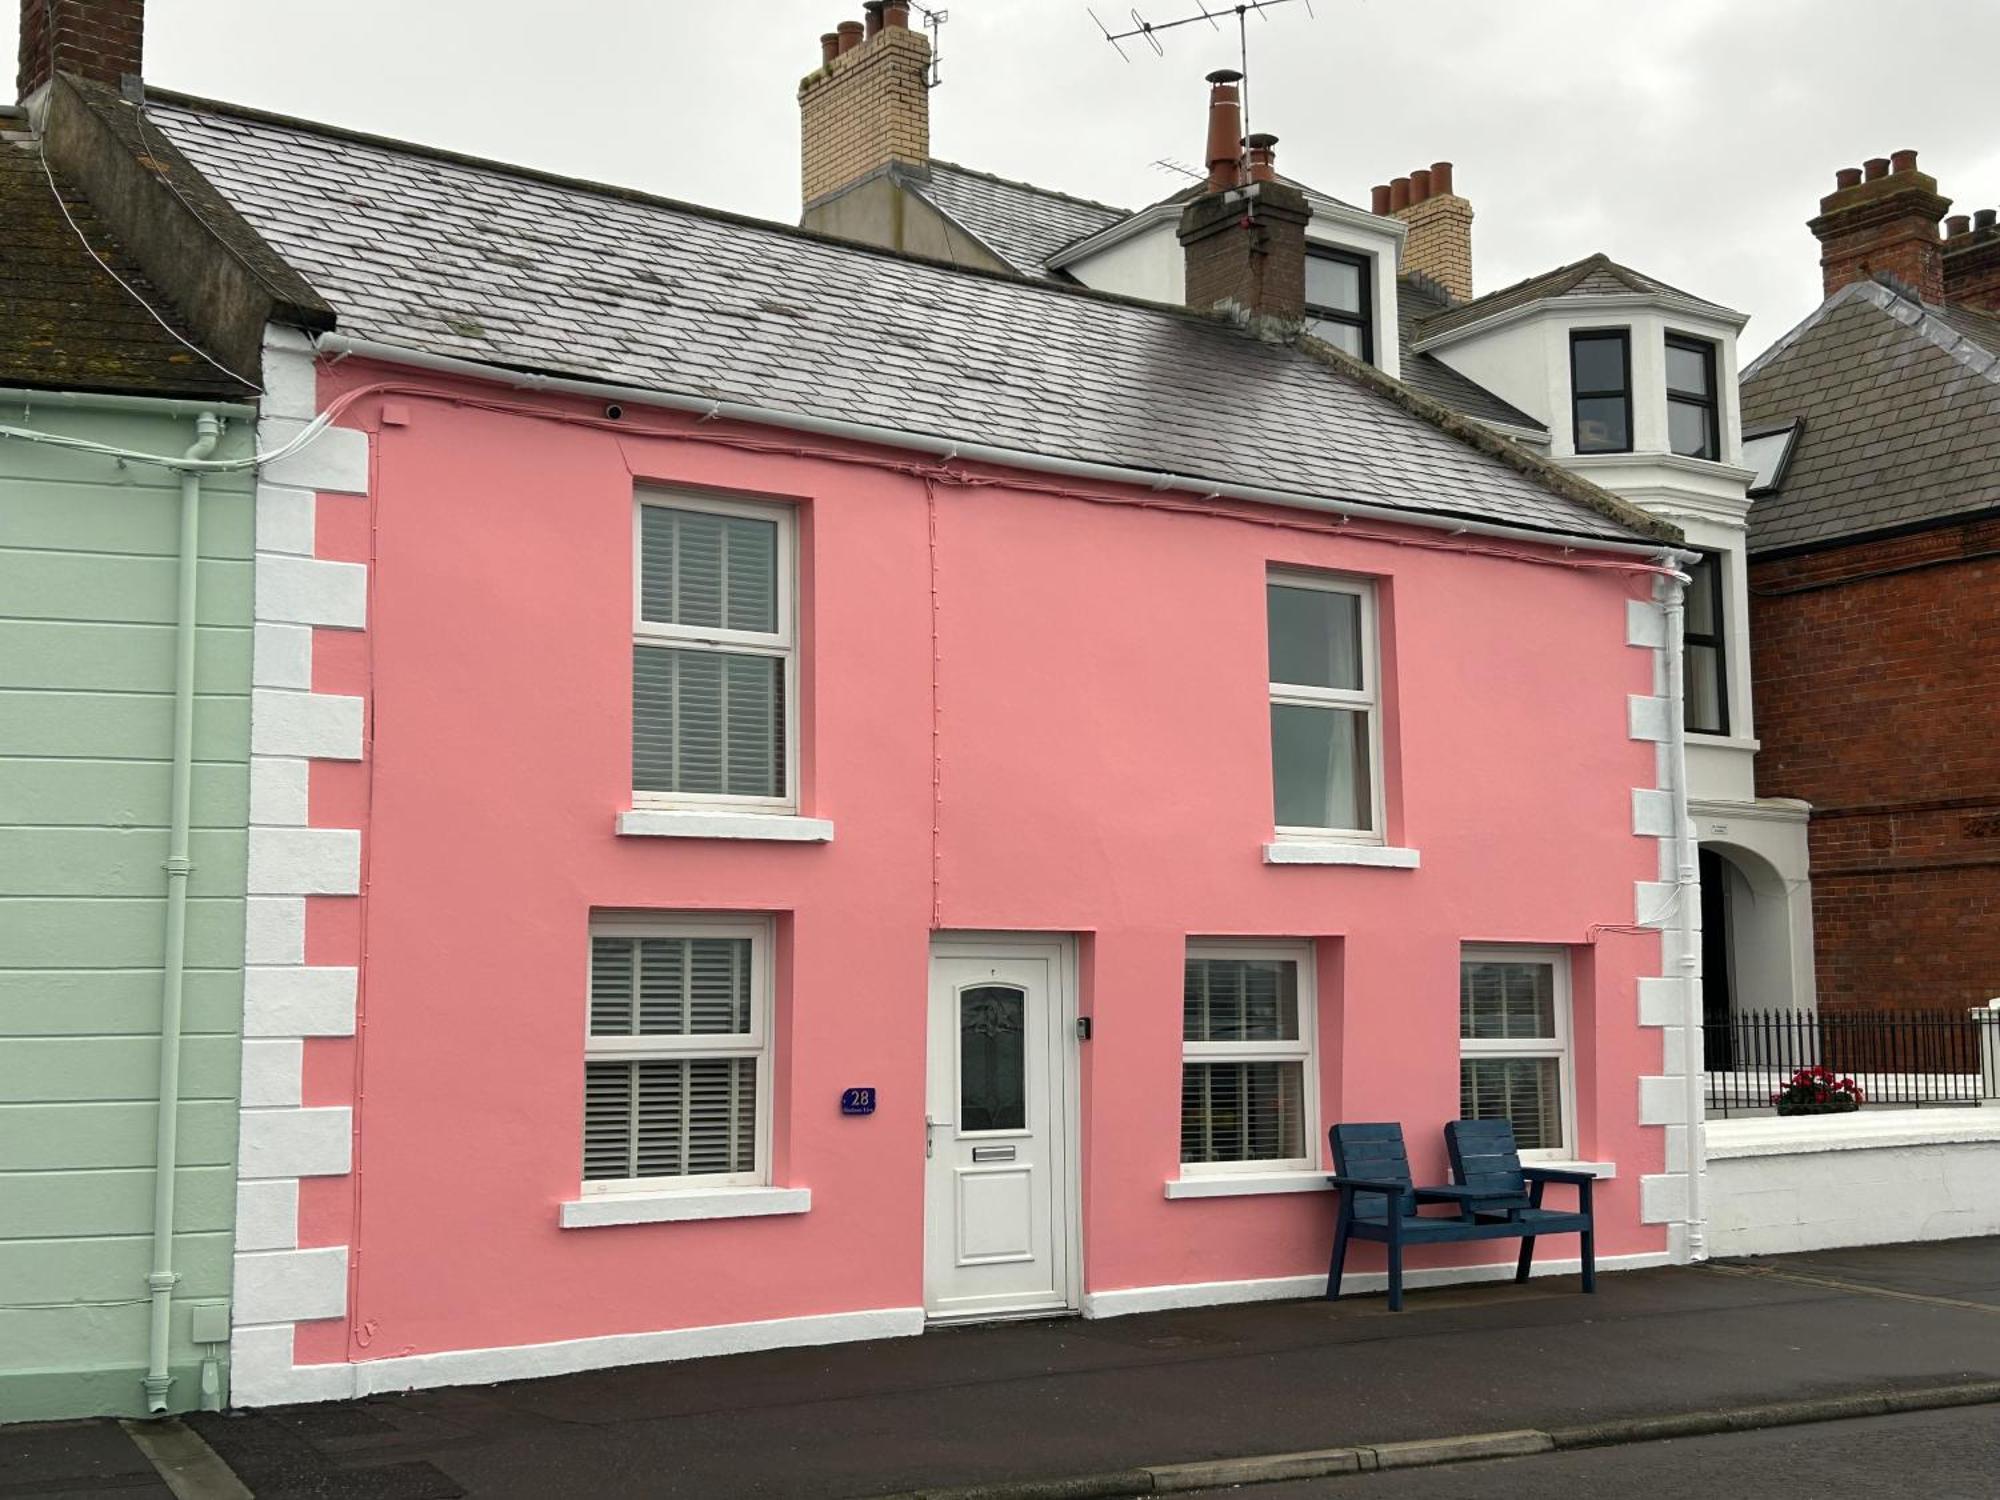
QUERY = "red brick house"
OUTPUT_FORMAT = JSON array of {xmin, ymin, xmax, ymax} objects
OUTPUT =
[{"xmin": 1741, "ymin": 153, "xmax": 2000, "ymax": 1018}]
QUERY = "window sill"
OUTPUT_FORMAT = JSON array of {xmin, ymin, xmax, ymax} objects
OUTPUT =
[
  {"xmin": 1263, "ymin": 841, "xmax": 1420, "ymax": 868},
  {"xmin": 1164, "ymin": 1171, "xmax": 1333, "ymax": 1200},
  {"xmin": 616, "ymin": 810, "xmax": 834, "ymax": 843},
  {"xmin": 1529, "ymin": 1159, "xmax": 1617, "ymax": 1180},
  {"xmin": 560, "ymin": 1185, "xmax": 810, "ymax": 1228}
]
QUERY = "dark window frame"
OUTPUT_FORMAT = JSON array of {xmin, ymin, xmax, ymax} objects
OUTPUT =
[
  {"xmin": 1304, "ymin": 247, "xmax": 1374, "ymax": 365},
  {"xmin": 1569, "ymin": 328, "xmax": 1633, "ymax": 454},
  {"xmin": 1683, "ymin": 548, "xmax": 1730, "ymax": 737},
  {"xmin": 1666, "ymin": 333, "xmax": 1722, "ymax": 462}
]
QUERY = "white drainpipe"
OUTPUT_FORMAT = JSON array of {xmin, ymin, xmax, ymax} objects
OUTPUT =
[
  {"xmin": 143, "ymin": 411, "xmax": 222, "ymax": 1413},
  {"xmin": 1659, "ymin": 568, "xmax": 1707, "ymax": 1261}
]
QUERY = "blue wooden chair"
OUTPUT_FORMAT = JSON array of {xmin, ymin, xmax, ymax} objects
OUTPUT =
[
  {"xmin": 1326, "ymin": 1122, "xmax": 1513, "ymax": 1311},
  {"xmin": 1443, "ymin": 1118, "xmax": 1596, "ymax": 1293}
]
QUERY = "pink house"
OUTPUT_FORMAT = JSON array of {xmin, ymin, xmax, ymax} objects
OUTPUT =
[{"xmin": 130, "ymin": 67, "xmax": 1696, "ymax": 1403}]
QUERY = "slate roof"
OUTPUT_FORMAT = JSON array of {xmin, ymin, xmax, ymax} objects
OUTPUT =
[
  {"xmin": 0, "ymin": 127, "xmax": 250, "ymax": 399},
  {"xmin": 906, "ymin": 161, "xmax": 1127, "ymax": 278},
  {"xmin": 144, "ymin": 92, "xmax": 1667, "ymax": 545},
  {"xmin": 1415, "ymin": 253, "xmax": 1733, "ymax": 342},
  {"xmin": 1740, "ymin": 278, "xmax": 2000, "ymax": 555},
  {"xmin": 1396, "ymin": 275, "xmax": 1545, "ymax": 435}
]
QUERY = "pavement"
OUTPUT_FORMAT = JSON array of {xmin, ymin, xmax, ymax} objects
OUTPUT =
[{"xmin": 5, "ymin": 1238, "xmax": 1999, "ymax": 1499}]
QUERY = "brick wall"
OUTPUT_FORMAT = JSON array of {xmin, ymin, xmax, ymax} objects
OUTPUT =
[
  {"xmin": 1750, "ymin": 515, "xmax": 2000, "ymax": 1016},
  {"xmin": 798, "ymin": 26, "xmax": 930, "ymax": 207},
  {"xmin": 1396, "ymin": 194, "xmax": 1473, "ymax": 302},
  {"xmin": 17, "ymin": 0, "xmax": 145, "ymax": 100}
]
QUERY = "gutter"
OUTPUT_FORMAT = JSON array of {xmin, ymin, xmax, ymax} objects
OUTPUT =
[
  {"xmin": 0, "ymin": 386, "xmax": 256, "ymax": 420},
  {"xmin": 142, "ymin": 412, "xmax": 222, "ymax": 1414},
  {"xmin": 316, "ymin": 333, "xmax": 1682, "ymax": 561}
]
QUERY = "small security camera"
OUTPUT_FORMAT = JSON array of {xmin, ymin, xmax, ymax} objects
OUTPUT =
[{"xmin": 604, "ymin": 403, "xmax": 624, "ymax": 421}]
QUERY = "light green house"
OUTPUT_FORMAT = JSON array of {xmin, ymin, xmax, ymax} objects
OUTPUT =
[{"xmin": 1, "ymin": 113, "xmax": 261, "ymax": 1419}]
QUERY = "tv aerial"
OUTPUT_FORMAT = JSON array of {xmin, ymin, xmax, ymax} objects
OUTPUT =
[{"xmin": 1088, "ymin": 1, "xmax": 1315, "ymax": 139}]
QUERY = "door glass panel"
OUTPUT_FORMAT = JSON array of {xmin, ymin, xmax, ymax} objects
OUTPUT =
[{"xmin": 960, "ymin": 984, "xmax": 1027, "ymax": 1131}]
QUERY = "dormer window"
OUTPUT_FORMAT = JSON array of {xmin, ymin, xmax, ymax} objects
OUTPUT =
[
  {"xmin": 1666, "ymin": 335, "xmax": 1721, "ymax": 461},
  {"xmin": 1569, "ymin": 330, "xmax": 1631, "ymax": 453},
  {"xmin": 1304, "ymin": 248, "xmax": 1373, "ymax": 363}
]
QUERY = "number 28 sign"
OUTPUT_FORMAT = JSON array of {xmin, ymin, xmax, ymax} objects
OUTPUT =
[{"xmin": 840, "ymin": 1087, "xmax": 876, "ymax": 1116}]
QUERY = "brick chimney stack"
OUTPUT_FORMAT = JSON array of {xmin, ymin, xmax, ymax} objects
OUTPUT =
[
  {"xmin": 1809, "ymin": 150, "xmax": 1951, "ymax": 303},
  {"xmin": 1177, "ymin": 72, "xmax": 1313, "ymax": 331},
  {"xmin": 1943, "ymin": 206, "xmax": 2000, "ymax": 314},
  {"xmin": 798, "ymin": 3, "xmax": 930, "ymax": 207},
  {"xmin": 17, "ymin": 0, "xmax": 144, "ymax": 103},
  {"xmin": 1372, "ymin": 160, "xmax": 1473, "ymax": 302}
]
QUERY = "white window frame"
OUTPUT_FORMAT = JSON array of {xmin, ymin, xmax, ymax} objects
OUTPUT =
[
  {"xmin": 581, "ymin": 913, "xmax": 775, "ymax": 1195},
  {"xmin": 631, "ymin": 489, "xmax": 798, "ymax": 814},
  {"xmin": 1268, "ymin": 571, "xmax": 1385, "ymax": 845},
  {"xmin": 1179, "ymin": 940, "xmax": 1319, "ymax": 1177},
  {"xmin": 1458, "ymin": 946, "xmax": 1574, "ymax": 1162}
]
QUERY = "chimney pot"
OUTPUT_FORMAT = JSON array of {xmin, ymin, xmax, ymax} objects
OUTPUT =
[
  {"xmin": 1430, "ymin": 161, "xmax": 1454, "ymax": 196},
  {"xmin": 1946, "ymin": 214, "xmax": 1971, "ymax": 238},
  {"xmin": 1410, "ymin": 168, "xmax": 1433, "ymax": 203},
  {"xmin": 863, "ymin": 1, "xmax": 885, "ymax": 40},
  {"xmin": 1245, "ymin": 132, "xmax": 1278, "ymax": 183},
  {"xmin": 1890, "ymin": 148, "xmax": 1918, "ymax": 174},
  {"xmin": 1370, "ymin": 183, "xmax": 1391, "ymax": 215},
  {"xmin": 1388, "ymin": 176, "xmax": 1411, "ymax": 212},
  {"xmin": 1863, "ymin": 156, "xmax": 1890, "ymax": 181},
  {"xmin": 1201, "ymin": 70, "xmax": 1245, "ymax": 192},
  {"xmin": 1835, "ymin": 167, "xmax": 1863, "ymax": 190},
  {"xmin": 820, "ymin": 30, "xmax": 840, "ymax": 63},
  {"xmin": 884, "ymin": 1, "xmax": 910, "ymax": 26},
  {"xmin": 1977, "ymin": 208, "xmax": 1998, "ymax": 232},
  {"xmin": 836, "ymin": 19, "xmax": 863, "ymax": 52}
]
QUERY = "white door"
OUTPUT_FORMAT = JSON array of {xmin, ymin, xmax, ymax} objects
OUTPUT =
[{"xmin": 924, "ymin": 937, "xmax": 1077, "ymax": 1321}]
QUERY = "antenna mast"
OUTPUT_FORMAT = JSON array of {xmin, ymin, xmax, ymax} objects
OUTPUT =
[
  {"xmin": 910, "ymin": 3, "xmax": 950, "ymax": 89},
  {"xmin": 1087, "ymin": 0, "xmax": 1313, "ymax": 141}
]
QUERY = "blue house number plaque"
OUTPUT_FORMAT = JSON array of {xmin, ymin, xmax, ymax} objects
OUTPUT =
[{"xmin": 840, "ymin": 1087, "xmax": 876, "ymax": 1116}]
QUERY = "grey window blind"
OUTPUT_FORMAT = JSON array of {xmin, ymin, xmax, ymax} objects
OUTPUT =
[
  {"xmin": 584, "ymin": 935, "xmax": 760, "ymax": 1182},
  {"xmin": 1181, "ymin": 956, "xmax": 1306, "ymax": 1165},
  {"xmin": 635, "ymin": 504, "xmax": 786, "ymax": 799},
  {"xmin": 1459, "ymin": 1058, "xmax": 1561, "ymax": 1152},
  {"xmin": 1459, "ymin": 958, "xmax": 1563, "ymax": 1152}
]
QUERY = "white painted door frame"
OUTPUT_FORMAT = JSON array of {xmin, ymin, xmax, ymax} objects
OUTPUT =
[{"xmin": 923, "ymin": 933, "xmax": 1082, "ymax": 1322}]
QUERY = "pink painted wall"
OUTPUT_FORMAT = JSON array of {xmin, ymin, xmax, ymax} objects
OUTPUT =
[{"xmin": 292, "ymin": 361, "xmax": 1666, "ymax": 1368}]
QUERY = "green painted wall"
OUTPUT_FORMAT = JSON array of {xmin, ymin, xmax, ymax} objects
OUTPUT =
[{"xmin": 0, "ymin": 400, "xmax": 256, "ymax": 1421}]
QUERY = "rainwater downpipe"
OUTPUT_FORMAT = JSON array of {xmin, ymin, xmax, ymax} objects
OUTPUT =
[
  {"xmin": 1659, "ymin": 566, "xmax": 1707, "ymax": 1263},
  {"xmin": 144, "ymin": 411, "xmax": 221, "ymax": 1413}
]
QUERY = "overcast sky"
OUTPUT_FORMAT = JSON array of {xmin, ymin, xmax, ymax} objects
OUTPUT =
[{"xmin": 36, "ymin": 1, "xmax": 2000, "ymax": 358}]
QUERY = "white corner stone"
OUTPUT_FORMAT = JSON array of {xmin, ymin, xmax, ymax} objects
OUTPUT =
[
  {"xmin": 255, "ymin": 483, "xmax": 318, "ymax": 556},
  {"xmin": 248, "ymin": 826, "xmax": 361, "ymax": 896},
  {"xmin": 244, "ymin": 967, "xmax": 358, "ymax": 1038},
  {"xmin": 245, "ymin": 895, "xmax": 307, "ymax": 965},
  {"xmin": 252, "ymin": 622, "xmax": 314, "ymax": 690},
  {"xmin": 1625, "ymin": 598, "xmax": 1667, "ymax": 648},
  {"xmin": 251, "ymin": 690, "xmax": 364, "ymax": 761},
  {"xmin": 1631, "ymin": 787, "xmax": 1675, "ymax": 838},
  {"xmin": 240, "ymin": 1038, "xmax": 304, "ymax": 1108},
  {"xmin": 1660, "ymin": 1026, "xmax": 1689, "ymax": 1078},
  {"xmin": 1634, "ymin": 880, "xmax": 1681, "ymax": 929},
  {"xmin": 1640, "ymin": 1172, "xmax": 1691, "ymax": 1225},
  {"xmin": 239, "ymin": 1107, "xmax": 352, "ymax": 1180},
  {"xmin": 248, "ymin": 757, "xmax": 310, "ymax": 828},
  {"xmin": 1628, "ymin": 694, "xmax": 1670, "ymax": 743},
  {"xmin": 258, "ymin": 327, "xmax": 320, "ymax": 420},
  {"xmin": 235, "ymin": 1178, "xmax": 301, "ymax": 1252},
  {"xmin": 1664, "ymin": 1124, "xmax": 1690, "ymax": 1174},
  {"xmin": 1638, "ymin": 976, "xmax": 1689, "ymax": 1028},
  {"xmin": 1638, "ymin": 1075, "xmax": 1689, "ymax": 1127},
  {"xmin": 262, "ymin": 420, "xmax": 370, "ymax": 495},
  {"xmin": 256, "ymin": 554, "xmax": 368, "ymax": 631},
  {"xmin": 233, "ymin": 1246, "xmax": 349, "ymax": 1326}
]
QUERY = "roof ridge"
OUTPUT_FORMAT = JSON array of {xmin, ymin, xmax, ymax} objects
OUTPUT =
[
  {"xmin": 143, "ymin": 88, "xmax": 1269, "ymax": 335},
  {"xmin": 926, "ymin": 158, "xmax": 1130, "ymax": 217}
]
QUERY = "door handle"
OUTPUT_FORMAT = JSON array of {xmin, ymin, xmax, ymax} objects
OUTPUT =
[{"xmin": 926, "ymin": 1114, "xmax": 954, "ymax": 1159}]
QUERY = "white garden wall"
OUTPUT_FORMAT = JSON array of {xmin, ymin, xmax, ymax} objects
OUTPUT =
[{"xmin": 1705, "ymin": 1113, "xmax": 2000, "ymax": 1257}]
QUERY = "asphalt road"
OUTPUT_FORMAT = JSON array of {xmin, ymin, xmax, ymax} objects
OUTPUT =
[{"xmin": 1184, "ymin": 1406, "xmax": 2000, "ymax": 1498}]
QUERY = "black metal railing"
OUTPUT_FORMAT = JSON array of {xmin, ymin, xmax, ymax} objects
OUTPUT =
[{"xmin": 1704, "ymin": 1008, "xmax": 1996, "ymax": 1116}]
